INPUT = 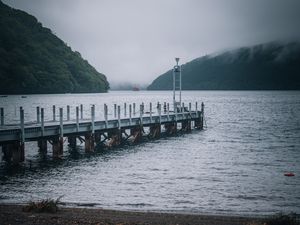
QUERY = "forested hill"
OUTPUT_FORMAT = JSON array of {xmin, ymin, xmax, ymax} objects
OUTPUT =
[
  {"xmin": 148, "ymin": 42, "xmax": 300, "ymax": 90},
  {"xmin": 0, "ymin": 1, "xmax": 109, "ymax": 94}
]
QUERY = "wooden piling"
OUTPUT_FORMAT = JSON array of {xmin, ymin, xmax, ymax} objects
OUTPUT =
[
  {"xmin": 68, "ymin": 136, "xmax": 76, "ymax": 148},
  {"xmin": 38, "ymin": 139, "xmax": 47, "ymax": 153},
  {"xmin": 76, "ymin": 106, "xmax": 79, "ymax": 132},
  {"xmin": 0, "ymin": 108, "xmax": 4, "ymax": 126},
  {"xmin": 52, "ymin": 105, "xmax": 56, "ymax": 121},
  {"xmin": 158, "ymin": 103, "xmax": 161, "ymax": 124},
  {"xmin": 149, "ymin": 124, "xmax": 161, "ymax": 139},
  {"xmin": 124, "ymin": 103, "xmax": 127, "ymax": 117},
  {"xmin": 80, "ymin": 104, "xmax": 83, "ymax": 120},
  {"xmin": 52, "ymin": 136, "xmax": 63, "ymax": 158},
  {"xmin": 150, "ymin": 102, "xmax": 152, "ymax": 123},
  {"xmin": 167, "ymin": 103, "xmax": 170, "ymax": 120},
  {"xmin": 114, "ymin": 104, "xmax": 117, "ymax": 118},
  {"xmin": 117, "ymin": 105, "xmax": 121, "ymax": 129},
  {"xmin": 133, "ymin": 103, "xmax": 136, "ymax": 115},
  {"xmin": 41, "ymin": 108, "xmax": 44, "ymax": 136},
  {"xmin": 36, "ymin": 106, "xmax": 40, "ymax": 123},
  {"xmin": 20, "ymin": 108, "xmax": 25, "ymax": 143},
  {"xmin": 104, "ymin": 104, "xmax": 108, "ymax": 128},
  {"xmin": 67, "ymin": 105, "xmax": 70, "ymax": 121},
  {"xmin": 12, "ymin": 141, "xmax": 24, "ymax": 164},
  {"xmin": 129, "ymin": 104, "xmax": 132, "ymax": 125}
]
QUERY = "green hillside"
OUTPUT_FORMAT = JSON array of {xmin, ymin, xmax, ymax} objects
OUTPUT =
[
  {"xmin": 148, "ymin": 42, "xmax": 300, "ymax": 90},
  {"xmin": 0, "ymin": 1, "xmax": 109, "ymax": 94}
]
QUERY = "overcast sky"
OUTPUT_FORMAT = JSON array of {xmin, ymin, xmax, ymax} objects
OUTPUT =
[{"xmin": 3, "ymin": 0, "xmax": 300, "ymax": 85}]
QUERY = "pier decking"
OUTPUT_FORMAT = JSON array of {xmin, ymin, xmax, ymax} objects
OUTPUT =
[{"xmin": 0, "ymin": 102, "xmax": 204, "ymax": 164}]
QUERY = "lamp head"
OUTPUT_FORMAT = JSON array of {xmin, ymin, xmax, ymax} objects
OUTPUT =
[{"xmin": 175, "ymin": 57, "xmax": 180, "ymax": 65}]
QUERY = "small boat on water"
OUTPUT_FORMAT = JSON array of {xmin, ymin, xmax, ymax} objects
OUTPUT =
[
  {"xmin": 21, "ymin": 96, "xmax": 27, "ymax": 98},
  {"xmin": 132, "ymin": 87, "xmax": 140, "ymax": 91},
  {"xmin": 0, "ymin": 95, "xmax": 7, "ymax": 98}
]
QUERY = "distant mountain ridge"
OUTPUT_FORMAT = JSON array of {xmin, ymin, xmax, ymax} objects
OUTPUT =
[
  {"xmin": 0, "ymin": 1, "xmax": 109, "ymax": 94},
  {"xmin": 148, "ymin": 41, "xmax": 300, "ymax": 90}
]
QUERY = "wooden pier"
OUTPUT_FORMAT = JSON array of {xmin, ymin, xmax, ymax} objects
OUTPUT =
[{"xmin": 0, "ymin": 102, "xmax": 204, "ymax": 164}]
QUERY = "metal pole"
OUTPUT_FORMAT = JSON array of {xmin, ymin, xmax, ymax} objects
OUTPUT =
[
  {"xmin": 41, "ymin": 108, "xmax": 44, "ymax": 136},
  {"xmin": 52, "ymin": 105, "xmax": 56, "ymax": 121},
  {"xmin": 76, "ymin": 106, "xmax": 79, "ymax": 132},
  {"xmin": 196, "ymin": 102, "xmax": 198, "ymax": 111},
  {"xmin": 0, "ymin": 108, "xmax": 4, "ymax": 126},
  {"xmin": 173, "ymin": 68, "xmax": 175, "ymax": 112},
  {"xmin": 133, "ymin": 103, "xmax": 136, "ymax": 115},
  {"xmin": 179, "ymin": 65, "xmax": 182, "ymax": 108},
  {"xmin": 36, "ymin": 106, "xmax": 40, "ymax": 123},
  {"xmin": 59, "ymin": 108, "xmax": 63, "ymax": 137}
]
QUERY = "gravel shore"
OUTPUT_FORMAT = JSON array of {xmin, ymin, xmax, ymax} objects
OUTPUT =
[{"xmin": 0, "ymin": 204, "xmax": 263, "ymax": 225}]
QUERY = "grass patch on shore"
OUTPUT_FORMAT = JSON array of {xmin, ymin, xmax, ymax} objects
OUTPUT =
[{"xmin": 22, "ymin": 196, "xmax": 63, "ymax": 213}]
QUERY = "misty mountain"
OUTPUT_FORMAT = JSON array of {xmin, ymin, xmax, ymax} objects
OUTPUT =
[
  {"xmin": 148, "ymin": 42, "xmax": 300, "ymax": 90},
  {"xmin": 0, "ymin": 1, "xmax": 109, "ymax": 94}
]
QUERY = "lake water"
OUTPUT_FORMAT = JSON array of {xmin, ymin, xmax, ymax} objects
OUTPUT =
[{"xmin": 0, "ymin": 91, "xmax": 300, "ymax": 216}]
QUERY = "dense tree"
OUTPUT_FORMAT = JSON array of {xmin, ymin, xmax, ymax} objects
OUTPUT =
[
  {"xmin": 148, "ymin": 42, "xmax": 300, "ymax": 90},
  {"xmin": 0, "ymin": 1, "xmax": 109, "ymax": 94}
]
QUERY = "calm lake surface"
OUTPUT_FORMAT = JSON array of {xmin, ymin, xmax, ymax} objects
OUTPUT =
[{"xmin": 0, "ymin": 91, "xmax": 300, "ymax": 216}]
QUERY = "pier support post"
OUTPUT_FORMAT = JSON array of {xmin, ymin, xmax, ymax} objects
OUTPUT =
[
  {"xmin": 85, "ymin": 133, "xmax": 95, "ymax": 152},
  {"xmin": 2, "ymin": 144, "xmax": 12, "ymax": 162},
  {"xmin": 104, "ymin": 104, "xmax": 108, "ymax": 128},
  {"xmin": 133, "ymin": 103, "xmax": 136, "ymax": 115},
  {"xmin": 52, "ymin": 136, "xmax": 63, "ymax": 158},
  {"xmin": 149, "ymin": 124, "xmax": 161, "ymax": 139},
  {"xmin": 129, "ymin": 104, "xmax": 132, "ymax": 125},
  {"xmin": 11, "ymin": 141, "xmax": 24, "ymax": 164},
  {"xmin": 0, "ymin": 108, "xmax": 4, "ymax": 126},
  {"xmin": 124, "ymin": 103, "xmax": 127, "ymax": 117},
  {"xmin": 107, "ymin": 129, "xmax": 121, "ymax": 147},
  {"xmin": 164, "ymin": 122, "xmax": 177, "ymax": 135},
  {"xmin": 41, "ymin": 108, "xmax": 45, "ymax": 136},
  {"xmin": 195, "ymin": 102, "xmax": 204, "ymax": 129},
  {"xmin": 67, "ymin": 105, "xmax": 70, "ymax": 121},
  {"xmin": 130, "ymin": 126, "xmax": 143, "ymax": 143},
  {"xmin": 52, "ymin": 105, "xmax": 56, "ymax": 121},
  {"xmin": 38, "ymin": 139, "xmax": 47, "ymax": 153},
  {"xmin": 80, "ymin": 104, "xmax": 83, "ymax": 120},
  {"xmin": 36, "ymin": 106, "xmax": 40, "ymax": 123},
  {"xmin": 150, "ymin": 103, "xmax": 152, "ymax": 123},
  {"xmin": 182, "ymin": 120, "xmax": 192, "ymax": 132},
  {"xmin": 76, "ymin": 106, "xmax": 79, "ymax": 132},
  {"xmin": 114, "ymin": 104, "xmax": 117, "ymax": 118},
  {"xmin": 68, "ymin": 136, "xmax": 77, "ymax": 148}
]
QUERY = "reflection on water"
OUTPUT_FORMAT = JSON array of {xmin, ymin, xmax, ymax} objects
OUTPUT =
[{"xmin": 0, "ymin": 91, "xmax": 300, "ymax": 216}]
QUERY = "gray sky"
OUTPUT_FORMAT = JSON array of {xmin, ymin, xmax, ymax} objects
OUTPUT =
[{"xmin": 3, "ymin": 0, "xmax": 300, "ymax": 85}]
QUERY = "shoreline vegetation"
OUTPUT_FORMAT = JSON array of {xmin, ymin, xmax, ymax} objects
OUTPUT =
[{"xmin": 0, "ymin": 203, "xmax": 266, "ymax": 225}]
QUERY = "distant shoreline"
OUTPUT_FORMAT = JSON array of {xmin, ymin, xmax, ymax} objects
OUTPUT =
[{"xmin": 0, "ymin": 204, "xmax": 263, "ymax": 225}]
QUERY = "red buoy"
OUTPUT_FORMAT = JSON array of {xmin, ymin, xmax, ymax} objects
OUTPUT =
[{"xmin": 284, "ymin": 172, "xmax": 295, "ymax": 177}]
